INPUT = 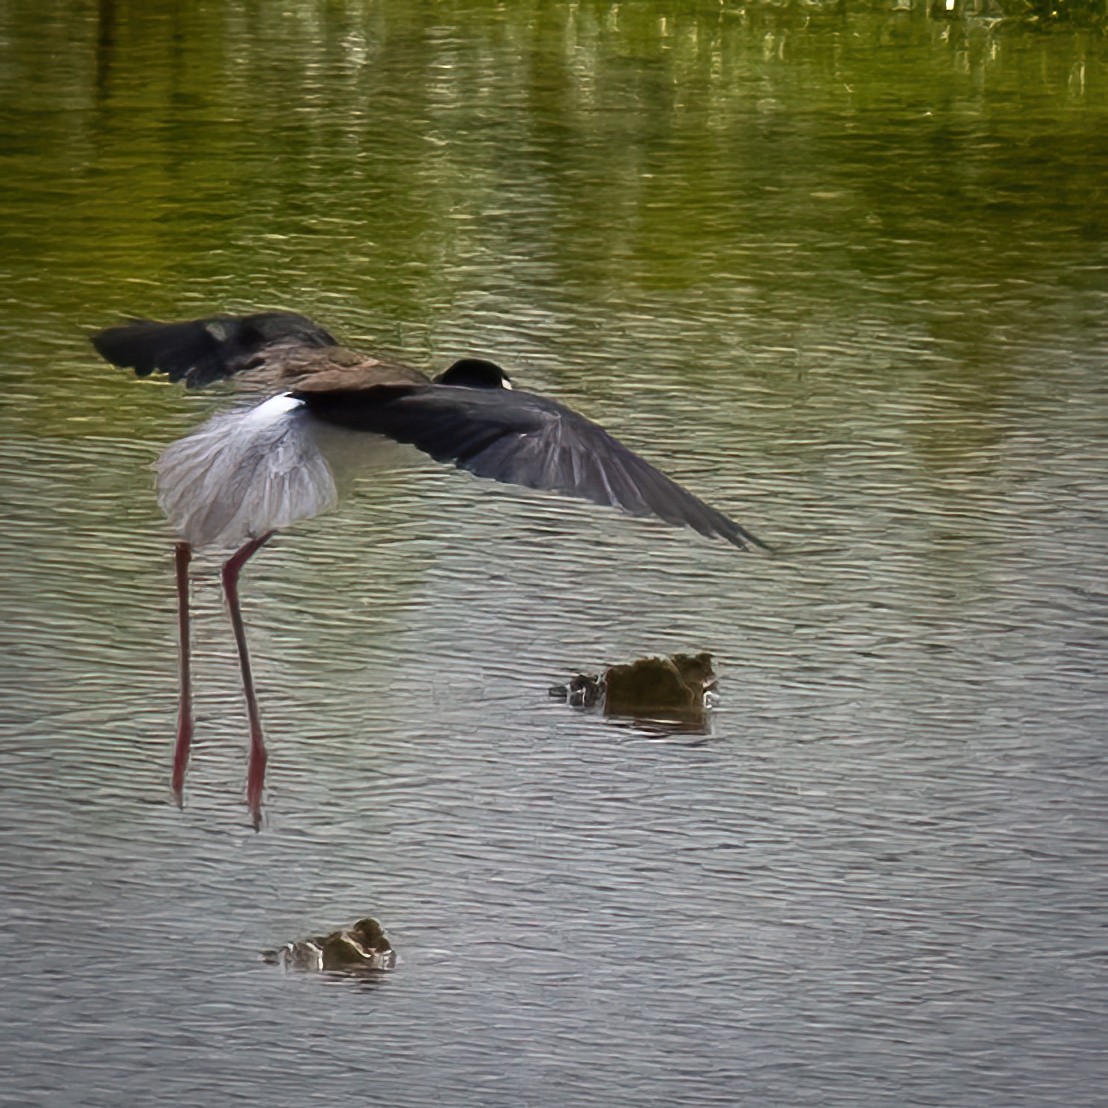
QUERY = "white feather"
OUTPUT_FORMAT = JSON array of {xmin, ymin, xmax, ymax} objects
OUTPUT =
[{"xmin": 156, "ymin": 394, "xmax": 337, "ymax": 550}]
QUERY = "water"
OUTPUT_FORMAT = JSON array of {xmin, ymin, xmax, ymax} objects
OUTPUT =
[{"xmin": 2, "ymin": 2, "xmax": 1107, "ymax": 1104}]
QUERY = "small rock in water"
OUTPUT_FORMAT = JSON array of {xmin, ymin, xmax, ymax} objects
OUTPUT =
[
  {"xmin": 552, "ymin": 651, "xmax": 717, "ymax": 727},
  {"xmin": 263, "ymin": 917, "xmax": 396, "ymax": 974},
  {"xmin": 548, "ymin": 672, "xmax": 604, "ymax": 707}
]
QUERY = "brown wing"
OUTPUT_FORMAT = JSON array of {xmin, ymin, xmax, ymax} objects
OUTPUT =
[
  {"xmin": 287, "ymin": 351, "xmax": 429, "ymax": 394},
  {"xmin": 90, "ymin": 311, "xmax": 430, "ymax": 391}
]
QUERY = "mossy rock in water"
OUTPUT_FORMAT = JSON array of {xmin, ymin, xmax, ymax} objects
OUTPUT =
[
  {"xmin": 263, "ymin": 916, "xmax": 395, "ymax": 974},
  {"xmin": 604, "ymin": 652, "xmax": 716, "ymax": 723},
  {"xmin": 552, "ymin": 652, "xmax": 717, "ymax": 725}
]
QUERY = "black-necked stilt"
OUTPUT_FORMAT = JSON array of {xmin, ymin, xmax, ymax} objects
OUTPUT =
[{"xmin": 91, "ymin": 311, "xmax": 768, "ymax": 827}]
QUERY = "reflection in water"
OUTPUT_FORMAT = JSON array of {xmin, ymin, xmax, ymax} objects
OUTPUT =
[{"xmin": 1, "ymin": 2, "xmax": 1107, "ymax": 1106}]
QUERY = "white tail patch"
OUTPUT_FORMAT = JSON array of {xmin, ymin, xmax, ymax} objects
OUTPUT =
[{"xmin": 156, "ymin": 394, "xmax": 337, "ymax": 549}]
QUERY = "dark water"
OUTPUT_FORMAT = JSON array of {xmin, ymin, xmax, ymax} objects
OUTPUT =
[{"xmin": 2, "ymin": 2, "xmax": 1107, "ymax": 1105}]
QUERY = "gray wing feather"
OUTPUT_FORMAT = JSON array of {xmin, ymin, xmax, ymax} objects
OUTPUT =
[
  {"xmin": 298, "ymin": 386, "xmax": 767, "ymax": 551},
  {"xmin": 156, "ymin": 396, "xmax": 337, "ymax": 548},
  {"xmin": 91, "ymin": 312, "xmax": 337, "ymax": 388}
]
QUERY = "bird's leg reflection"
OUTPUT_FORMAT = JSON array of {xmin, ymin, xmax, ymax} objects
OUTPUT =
[
  {"xmin": 221, "ymin": 531, "xmax": 274, "ymax": 830},
  {"xmin": 171, "ymin": 541, "xmax": 192, "ymax": 806}
]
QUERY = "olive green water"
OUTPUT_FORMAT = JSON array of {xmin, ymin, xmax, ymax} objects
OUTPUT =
[{"xmin": 2, "ymin": 2, "xmax": 1107, "ymax": 1105}]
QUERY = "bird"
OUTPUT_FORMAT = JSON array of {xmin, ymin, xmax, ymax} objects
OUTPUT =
[{"xmin": 90, "ymin": 310, "xmax": 768, "ymax": 828}]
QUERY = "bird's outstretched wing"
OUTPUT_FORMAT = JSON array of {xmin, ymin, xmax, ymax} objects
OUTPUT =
[
  {"xmin": 297, "ymin": 384, "xmax": 768, "ymax": 551},
  {"xmin": 92, "ymin": 313, "xmax": 767, "ymax": 550},
  {"xmin": 90, "ymin": 312, "xmax": 341, "ymax": 389}
]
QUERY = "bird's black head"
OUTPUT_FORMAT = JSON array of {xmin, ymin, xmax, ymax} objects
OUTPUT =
[{"xmin": 435, "ymin": 358, "xmax": 512, "ymax": 389}]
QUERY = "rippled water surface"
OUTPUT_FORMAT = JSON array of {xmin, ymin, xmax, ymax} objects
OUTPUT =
[{"xmin": 2, "ymin": 2, "xmax": 1107, "ymax": 1105}]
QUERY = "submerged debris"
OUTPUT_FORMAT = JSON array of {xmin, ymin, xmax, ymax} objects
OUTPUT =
[
  {"xmin": 263, "ymin": 917, "xmax": 396, "ymax": 974},
  {"xmin": 549, "ymin": 671, "xmax": 605, "ymax": 707},
  {"xmin": 550, "ymin": 651, "xmax": 717, "ymax": 727}
]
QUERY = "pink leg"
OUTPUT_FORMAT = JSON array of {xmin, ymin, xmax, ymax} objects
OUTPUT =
[
  {"xmin": 171, "ymin": 542, "xmax": 192, "ymax": 806},
  {"xmin": 222, "ymin": 532, "xmax": 274, "ymax": 830}
]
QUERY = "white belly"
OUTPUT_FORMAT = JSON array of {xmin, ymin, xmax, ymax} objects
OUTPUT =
[{"xmin": 154, "ymin": 395, "xmax": 335, "ymax": 550}]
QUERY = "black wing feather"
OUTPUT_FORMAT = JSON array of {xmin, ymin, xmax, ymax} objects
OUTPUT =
[
  {"xmin": 91, "ymin": 311, "xmax": 337, "ymax": 388},
  {"xmin": 298, "ymin": 385, "xmax": 768, "ymax": 551}
]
